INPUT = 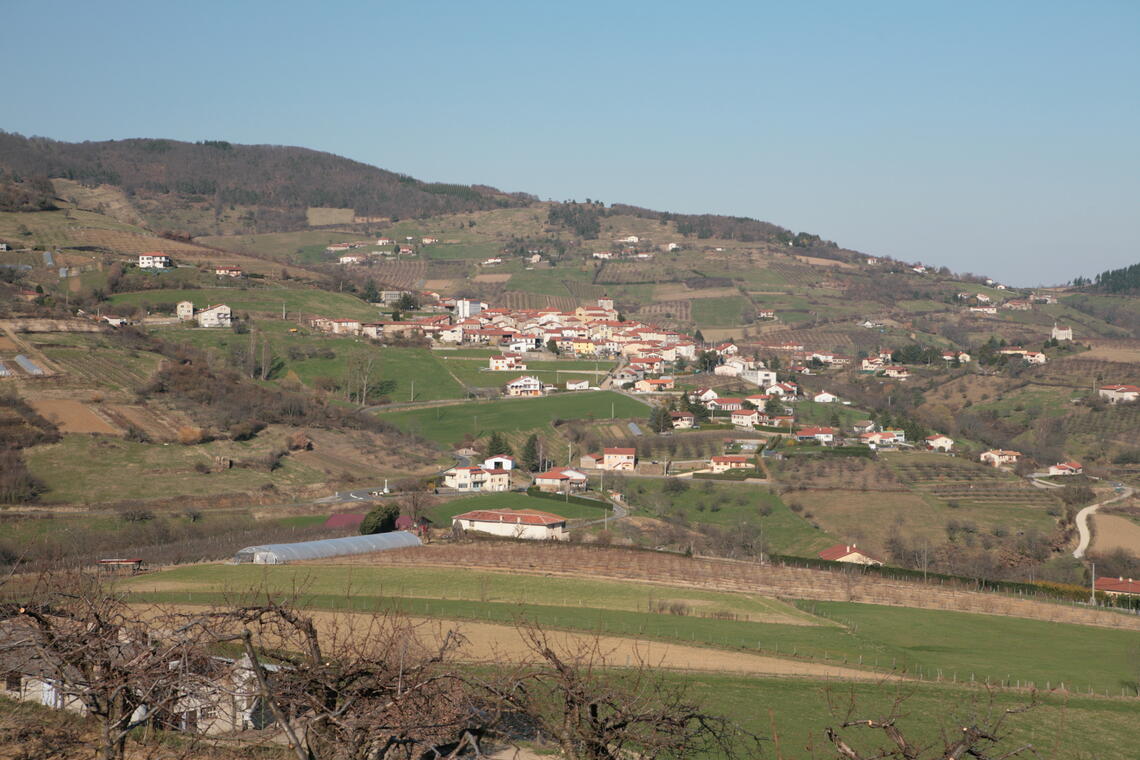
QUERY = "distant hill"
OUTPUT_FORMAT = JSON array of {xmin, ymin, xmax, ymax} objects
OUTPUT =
[{"xmin": 0, "ymin": 131, "xmax": 533, "ymax": 227}]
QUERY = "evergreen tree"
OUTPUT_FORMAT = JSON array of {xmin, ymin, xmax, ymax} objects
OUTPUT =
[
  {"xmin": 547, "ymin": 339, "xmax": 560, "ymax": 355},
  {"xmin": 363, "ymin": 279, "xmax": 380, "ymax": 303},
  {"xmin": 521, "ymin": 434, "xmax": 541, "ymax": 471},
  {"xmin": 360, "ymin": 502, "xmax": 400, "ymax": 534},
  {"xmin": 648, "ymin": 405, "xmax": 671, "ymax": 433},
  {"xmin": 487, "ymin": 431, "xmax": 513, "ymax": 457},
  {"xmin": 764, "ymin": 396, "xmax": 785, "ymax": 416}
]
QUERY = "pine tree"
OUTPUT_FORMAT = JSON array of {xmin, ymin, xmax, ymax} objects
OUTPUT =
[
  {"xmin": 521, "ymin": 434, "xmax": 540, "ymax": 471},
  {"xmin": 487, "ymin": 431, "xmax": 513, "ymax": 457}
]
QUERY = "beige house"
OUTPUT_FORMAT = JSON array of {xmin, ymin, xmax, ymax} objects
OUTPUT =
[
  {"xmin": 533, "ymin": 467, "xmax": 588, "ymax": 492},
  {"xmin": 980, "ymin": 449, "xmax": 1020, "ymax": 467},
  {"xmin": 441, "ymin": 466, "xmax": 510, "ymax": 492},
  {"xmin": 602, "ymin": 447, "xmax": 637, "ymax": 471},
  {"xmin": 194, "ymin": 304, "xmax": 232, "ymax": 328},
  {"xmin": 710, "ymin": 455, "xmax": 751, "ymax": 473},
  {"xmin": 451, "ymin": 508, "xmax": 569, "ymax": 541},
  {"xmin": 818, "ymin": 543, "xmax": 883, "ymax": 566}
]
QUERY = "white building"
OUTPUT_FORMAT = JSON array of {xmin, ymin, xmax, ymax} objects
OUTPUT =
[
  {"xmin": 441, "ymin": 466, "xmax": 510, "ymax": 492},
  {"xmin": 176, "ymin": 300, "xmax": 195, "ymax": 321},
  {"xmin": 138, "ymin": 253, "xmax": 172, "ymax": 269},
  {"xmin": 1051, "ymin": 323, "xmax": 1073, "ymax": 341},
  {"xmin": 451, "ymin": 508, "xmax": 568, "ymax": 541},
  {"xmin": 505, "ymin": 375, "xmax": 544, "ymax": 397},
  {"xmin": 195, "ymin": 304, "xmax": 232, "ymax": 328},
  {"xmin": 1099, "ymin": 384, "xmax": 1140, "ymax": 404},
  {"xmin": 455, "ymin": 299, "xmax": 484, "ymax": 320}
]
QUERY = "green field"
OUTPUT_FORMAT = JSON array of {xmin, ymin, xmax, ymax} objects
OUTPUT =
[
  {"xmin": 108, "ymin": 286, "xmax": 379, "ymax": 320},
  {"xmin": 691, "ymin": 296, "xmax": 749, "ymax": 327},
  {"xmin": 440, "ymin": 357, "xmax": 613, "ymax": 388},
  {"xmin": 376, "ymin": 391, "xmax": 649, "ymax": 444},
  {"xmin": 25, "ymin": 432, "xmax": 328, "ymax": 504},
  {"xmin": 197, "ymin": 230, "xmax": 358, "ymax": 262},
  {"xmin": 158, "ymin": 324, "xmax": 466, "ymax": 402},
  {"xmin": 685, "ymin": 674, "xmax": 1138, "ymax": 760},
  {"xmin": 124, "ymin": 562, "xmax": 1140, "ymax": 694},
  {"xmin": 623, "ymin": 479, "xmax": 833, "ymax": 555}
]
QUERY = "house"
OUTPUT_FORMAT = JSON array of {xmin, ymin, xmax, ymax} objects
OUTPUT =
[
  {"xmin": 812, "ymin": 391, "xmax": 838, "ymax": 404},
  {"xmin": 710, "ymin": 455, "xmax": 752, "ymax": 473},
  {"xmin": 1048, "ymin": 461, "xmax": 1083, "ymax": 476},
  {"xmin": 565, "ymin": 379, "xmax": 590, "ymax": 391},
  {"xmin": 338, "ymin": 254, "xmax": 364, "ymax": 265},
  {"xmin": 480, "ymin": 257, "xmax": 503, "ymax": 267},
  {"xmin": 533, "ymin": 467, "xmax": 588, "ymax": 492},
  {"xmin": 176, "ymin": 300, "xmax": 195, "ymax": 321},
  {"xmin": 138, "ymin": 253, "xmax": 172, "ymax": 269},
  {"xmin": 925, "ymin": 435, "xmax": 954, "ymax": 452},
  {"xmin": 689, "ymin": 388, "xmax": 719, "ymax": 404},
  {"xmin": 602, "ymin": 447, "xmax": 637, "ymax": 471},
  {"xmin": 442, "ymin": 466, "xmax": 510, "ymax": 492},
  {"xmin": 451, "ymin": 509, "xmax": 569, "ymax": 541},
  {"xmin": 421, "ymin": 237, "xmax": 439, "ymax": 244},
  {"xmin": 489, "ymin": 354, "xmax": 526, "ymax": 371},
  {"xmin": 505, "ymin": 375, "xmax": 544, "ymax": 397},
  {"xmin": 731, "ymin": 409, "xmax": 760, "ymax": 428},
  {"xmin": 818, "ymin": 543, "xmax": 883, "ymax": 566},
  {"xmin": 980, "ymin": 449, "xmax": 1021, "ymax": 468},
  {"xmin": 740, "ymin": 368, "xmax": 778, "ymax": 388},
  {"xmin": 1094, "ymin": 577, "xmax": 1140, "ymax": 597},
  {"xmin": 195, "ymin": 304, "xmax": 232, "ymax": 328},
  {"xmin": 1098, "ymin": 384, "xmax": 1140, "ymax": 404},
  {"xmin": 394, "ymin": 514, "xmax": 432, "ymax": 537},
  {"xmin": 214, "ymin": 266, "xmax": 242, "ymax": 278},
  {"xmin": 1051, "ymin": 323, "xmax": 1073, "ymax": 341},
  {"xmin": 329, "ymin": 318, "xmax": 362, "ymax": 335},
  {"xmin": 1023, "ymin": 351, "xmax": 1047, "ymax": 365},
  {"xmin": 633, "ymin": 378, "xmax": 674, "ymax": 392},
  {"xmin": 669, "ymin": 411, "xmax": 695, "ymax": 429},
  {"xmin": 707, "ymin": 397, "xmax": 743, "ymax": 413},
  {"xmin": 881, "ymin": 366, "xmax": 911, "ymax": 379},
  {"xmin": 941, "ymin": 351, "xmax": 971, "ymax": 363},
  {"xmin": 851, "ymin": 420, "xmax": 876, "ymax": 434},
  {"xmin": 796, "ymin": 426, "xmax": 836, "ymax": 444},
  {"xmin": 483, "ymin": 455, "xmax": 516, "ymax": 471}
]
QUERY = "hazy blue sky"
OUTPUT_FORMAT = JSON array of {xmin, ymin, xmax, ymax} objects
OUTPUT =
[{"xmin": 5, "ymin": 1, "xmax": 1138, "ymax": 285}]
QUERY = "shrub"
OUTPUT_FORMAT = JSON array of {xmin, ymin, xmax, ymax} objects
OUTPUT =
[
  {"xmin": 177, "ymin": 426, "xmax": 206, "ymax": 445},
  {"xmin": 360, "ymin": 503, "xmax": 400, "ymax": 535}
]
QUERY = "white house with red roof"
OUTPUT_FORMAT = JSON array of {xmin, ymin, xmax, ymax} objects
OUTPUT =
[
  {"xmin": 489, "ymin": 354, "xmax": 526, "ymax": 371},
  {"xmin": 812, "ymin": 391, "xmax": 838, "ymax": 403},
  {"xmin": 1095, "ymin": 577, "xmax": 1140, "ymax": 596},
  {"xmin": 441, "ymin": 466, "xmax": 510, "ymax": 492},
  {"xmin": 601, "ymin": 447, "xmax": 637, "ymax": 471},
  {"xmin": 505, "ymin": 375, "xmax": 544, "ymax": 397},
  {"xmin": 925, "ymin": 434, "xmax": 954, "ymax": 452},
  {"xmin": 689, "ymin": 388, "xmax": 719, "ymax": 404},
  {"xmin": 731, "ymin": 409, "xmax": 760, "ymax": 428},
  {"xmin": 1048, "ymin": 461, "xmax": 1083, "ymax": 476},
  {"xmin": 533, "ymin": 467, "xmax": 589, "ymax": 492},
  {"xmin": 1099, "ymin": 384, "xmax": 1140, "ymax": 404},
  {"xmin": 818, "ymin": 543, "xmax": 883, "ymax": 566},
  {"xmin": 707, "ymin": 397, "xmax": 743, "ymax": 413},
  {"xmin": 451, "ymin": 508, "xmax": 569, "ymax": 541},
  {"xmin": 796, "ymin": 426, "xmax": 836, "ymax": 443}
]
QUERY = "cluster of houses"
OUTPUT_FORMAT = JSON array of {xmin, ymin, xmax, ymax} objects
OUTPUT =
[
  {"xmin": 135, "ymin": 254, "xmax": 243, "ymax": 279},
  {"xmin": 330, "ymin": 236, "xmax": 434, "ymax": 263}
]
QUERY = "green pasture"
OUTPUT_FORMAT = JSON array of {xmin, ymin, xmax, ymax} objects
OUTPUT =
[
  {"xmin": 109, "ymin": 286, "xmax": 379, "ymax": 320},
  {"xmin": 691, "ymin": 296, "xmax": 749, "ymax": 327},
  {"xmin": 376, "ymin": 391, "xmax": 649, "ymax": 445}
]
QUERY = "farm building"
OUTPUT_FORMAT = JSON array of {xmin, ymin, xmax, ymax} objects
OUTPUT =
[
  {"xmin": 818, "ymin": 543, "xmax": 883, "ymax": 566},
  {"xmin": 452, "ymin": 509, "xmax": 569, "ymax": 541},
  {"xmin": 232, "ymin": 531, "xmax": 421, "ymax": 564}
]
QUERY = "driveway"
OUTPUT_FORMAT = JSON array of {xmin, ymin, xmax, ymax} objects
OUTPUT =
[{"xmin": 1072, "ymin": 486, "xmax": 1134, "ymax": 559}]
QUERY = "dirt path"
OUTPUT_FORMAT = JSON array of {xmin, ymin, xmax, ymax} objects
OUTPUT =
[{"xmin": 149, "ymin": 604, "xmax": 882, "ymax": 680}]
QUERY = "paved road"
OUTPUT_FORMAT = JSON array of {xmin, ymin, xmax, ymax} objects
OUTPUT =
[{"xmin": 1072, "ymin": 485, "xmax": 1134, "ymax": 559}]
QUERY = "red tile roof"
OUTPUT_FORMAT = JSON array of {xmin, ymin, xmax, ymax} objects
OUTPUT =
[
  {"xmin": 818, "ymin": 543, "xmax": 881, "ymax": 562},
  {"xmin": 1095, "ymin": 577, "xmax": 1140, "ymax": 595},
  {"xmin": 453, "ymin": 508, "xmax": 567, "ymax": 526}
]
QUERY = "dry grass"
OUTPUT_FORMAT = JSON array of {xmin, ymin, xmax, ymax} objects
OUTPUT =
[
  {"xmin": 473, "ymin": 273, "xmax": 512, "ymax": 283},
  {"xmin": 1089, "ymin": 514, "xmax": 1140, "ymax": 555},
  {"xmin": 1078, "ymin": 340, "xmax": 1140, "ymax": 363},
  {"xmin": 306, "ymin": 207, "xmax": 356, "ymax": 226}
]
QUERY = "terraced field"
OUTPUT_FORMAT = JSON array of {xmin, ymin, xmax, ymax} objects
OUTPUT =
[
  {"xmin": 889, "ymin": 456, "xmax": 1060, "ymax": 510},
  {"xmin": 37, "ymin": 344, "xmax": 162, "ymax": 392},
  {"xmin": 367, "ymin": 260, "xmax": 427, "ymax": 289}
]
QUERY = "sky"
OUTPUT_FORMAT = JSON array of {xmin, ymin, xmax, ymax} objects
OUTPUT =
[{"xmin": 4, "ymin": 1, "xmax": 1139, "ymax": 286}]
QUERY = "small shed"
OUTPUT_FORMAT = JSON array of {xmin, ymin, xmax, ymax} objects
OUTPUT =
[{"xmin": 233, "ymin": 531, "xmax": 421, "ymax": 564}]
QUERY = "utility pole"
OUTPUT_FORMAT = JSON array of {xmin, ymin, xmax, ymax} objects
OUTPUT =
[
  {"xmin": 1090, "ymin": 561, "xmax": 1096, "ymax": 605},
  {"xmin": 410, "ymin": 379, "xmax": 414, "ymax": 403},
  {"xmin": 282, "ymin": 302, "xmax": 286, "ymax": 320}
]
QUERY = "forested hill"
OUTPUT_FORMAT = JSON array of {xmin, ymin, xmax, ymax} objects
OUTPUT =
[
  {"xmin": 1082, "ymin": 262, "xmax": 1140, "ymax": 295},
  {"xmin": 0, "ymin": 131, "xmax": 533, "ymax": 219}
]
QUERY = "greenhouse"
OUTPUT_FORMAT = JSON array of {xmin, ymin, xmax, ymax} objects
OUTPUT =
[{"xmin": 233, "ymin": 531, "xmax": 421, "ymax": 564}]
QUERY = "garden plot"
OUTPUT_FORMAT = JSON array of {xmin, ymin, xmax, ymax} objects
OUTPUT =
[{"xmin": 27, "ymin": 398, "xmax": 122, "ymax": 435}]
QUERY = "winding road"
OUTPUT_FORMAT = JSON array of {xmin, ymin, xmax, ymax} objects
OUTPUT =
[{"xmin": 1072, "ymin": 485, "xmax": 1134, "ymax": 559}]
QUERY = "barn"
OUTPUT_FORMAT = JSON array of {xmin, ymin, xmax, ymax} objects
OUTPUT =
[{"xmin": 232, "ymin": 531, "xmax": 421, "ymax": 564}]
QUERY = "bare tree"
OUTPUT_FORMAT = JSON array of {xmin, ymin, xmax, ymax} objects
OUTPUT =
[
  {"xmin": 824, "ymin": 685, "xmax": 1040, "ymax": 759},
  {"xmin": 479, "ymin": 622, "xmax": 752, "ymax": 760},
  {"xmin": 187, "ymin": 600, "xmax": 492, "ymax": 760},
  {"xmin": 2, "ymin": 576, "xmax": 207, "ymax": 760}
]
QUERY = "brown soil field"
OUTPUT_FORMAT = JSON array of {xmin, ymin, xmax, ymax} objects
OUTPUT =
[
  {"xmin": 0, "ymin": 336, "xmax": 18, "ymax": 351},
  {"xmin": 423, "ymin": 279, "xmax": 458, "ymax": 291},
  {"xmin": 1078, "ymin": 341, "xmax": 1140, "ymax": 363},
  {"xmin": 27, "ymin": 398, "xmax": 121, "ymax": 434},
  {"xmin": 794, "ymin": 255, "xmax": 856, "ymax": 270},
  {"xmin": 1089, "ymin": 514, "xmax": 1140, "ymax": 555},
  {"xmin": 103, "ymin": 404, "xmax": 184, "ymax": 441},
  {"xmin": 699, "ymin": 327, "xmax": 749, "ymax": 342},
  {"xmin": 329, "ymin": 543, "xmax": 1140, "ymax": 631},
  {"xmin": 150, "ymin": 604, "xmax": 879, "ymax": 680},
  {"xmin": 473, "ymin": 273, "xmax": 512, "ymax": 283},
  {"xmin": 653, "ymin": 285, "xmax": 742, "ymax": 300}
]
